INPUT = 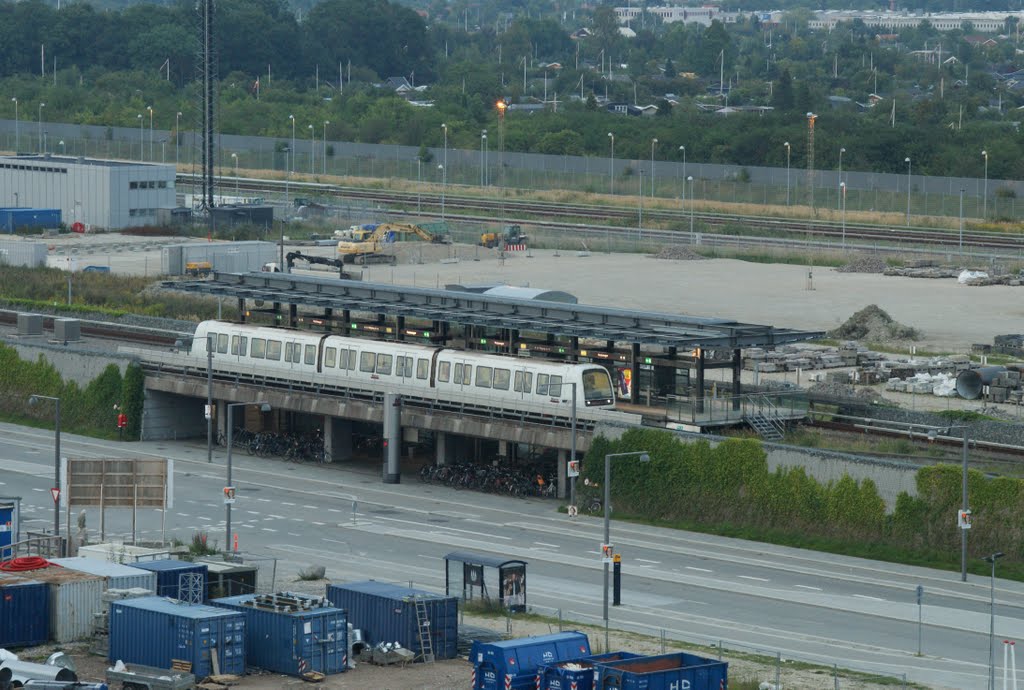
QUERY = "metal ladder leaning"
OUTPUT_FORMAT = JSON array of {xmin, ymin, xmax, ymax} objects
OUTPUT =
[{"xmin": 414, "ymin": 597, "xmax": 435, "ymax": 663}]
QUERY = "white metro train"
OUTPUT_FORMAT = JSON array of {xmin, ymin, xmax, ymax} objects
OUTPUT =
[{"xmin": 192, "ymin": 321, "xmax": 617, "ymax": 414}]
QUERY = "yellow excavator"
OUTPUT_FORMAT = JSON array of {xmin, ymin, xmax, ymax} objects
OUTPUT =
[{"xmin": 336, "ymin": 222, "xmax": 452, "ymax": 265}]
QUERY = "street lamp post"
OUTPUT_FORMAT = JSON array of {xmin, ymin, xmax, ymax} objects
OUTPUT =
[
  {"xmin": 982, "ymin": 150, "xmax": 989, "ymax": 218},
  {"xmin": 38, "ymin": 102, "xmax": 45, "ymax": 154},
  {"xmin": 905, "ymin": 157, "xmax": 912, "ymax": 226},
  {"xmin": 638, "ymin": 169, "xmax": 643, "ymax": 236},
  {"xmin": 650, "ymin": 138, "xmax": 658, "ymax": 198},
  {"xmin": 28, "ymin": 394, "xmax": 61, "ymax": 549},
  {"xmin": 838, "ymin": 147, "xmax": 846, "ymax": 209},
  {"xmin": 439, "ymin": 164, "xmax": 446, "ymax": 220},
  {"xmin": 137, "ymin": 114, "xmax": 143, "ymax": 161},
  {"xmin": 688, "ymin": 176, "xmax": 695, "ymax": 234},
  {"xmin": 175, "ymin": 111, "xmax": 182, "ymax": 168},
  {"xmin": 58, "ymin": 140, "xmax": 65, "ymax": 155},
  {"xmin": 784, "ymin": 141, "xmax": 791, "ymax": 205},
  {"xmin": 608, "ymin": 132, "xmax": 615, "ymax": 194},
  {"xmin": 11, "ymin": 97, "xmax": 18, "ymax": 153},
  {"xmin": 416, "ymin": 156, "xmax": 422, "ymax": 212},
  {"xmin": 840, "ymin": 181, "xmax": 846, "ymax": 248},
  {"xmin": 289, "ymin": 114, "xmax": 296, "ymax": 179},
  {"xmin": 678, "ymin": 146, "xmax": 686, "ymax": 204},
  {"xmin": 147, "ymin": 106, "xmax": 153, "ymax": 162},
  {"xmin": 480, "ymin": 130, "xmax": 487, "ymax": 186},
  {"xmin": 225, "ymin": 402, "xmax": 271, "ymax": 552},
  {"xmin": 231, "ymin": 153, "xmax": 238, "ymax": 196},
  {"xmin": 441, "ymin": 123, "xmax": 448, "ymax": 182},
  {"xmin": 308, "ymin": 124, "xmax": 315, "ymax": 175},
  {"xmin": 323, "ymin": 120, "xmax": 329, "ymax": 175},
  {"xmin": 985, "ymin": 551, "xmax": 1005, "ymax": 690},
  {"xmin": 959, "ymin": 189, "xmax": 965, "ymax": 252},
  {"xmin": 603, "ymin": 450, "xmax": 651, "ymax": 649}
]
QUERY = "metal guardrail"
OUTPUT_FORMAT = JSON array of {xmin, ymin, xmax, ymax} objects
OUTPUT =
[
  {"xmin": 1, "ymin": 533, "xmax": 65, "ymax": 561},
  {"xmin": 662, "ymin": 390, "xmax": 809, "ymax": 426}
]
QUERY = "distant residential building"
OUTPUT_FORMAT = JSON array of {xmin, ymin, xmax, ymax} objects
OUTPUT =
[{"xmin": 809, "ymin": 10, "xmax": 1023, "ymax": 33}]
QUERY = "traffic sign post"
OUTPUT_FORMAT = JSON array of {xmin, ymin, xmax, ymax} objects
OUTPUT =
[
  {"xmin": 916, "ymin": 585, "xmax": 924, "ymax": 656},
  {"xmin": 50, "ymin": 488, "xmax": 60, "ymax": 504}
]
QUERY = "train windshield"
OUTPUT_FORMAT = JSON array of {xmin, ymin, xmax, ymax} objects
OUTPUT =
[{"xmin": 582, "ymin": 368, "xmax": 614, "ymax": 401}]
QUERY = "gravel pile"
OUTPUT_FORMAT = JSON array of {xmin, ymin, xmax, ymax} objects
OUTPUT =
[
  {"xmin": 829, "ymin": 305, "xmax": 921, "ymax": 343},
  {"xmin": 651, "ymin": 246, "xmax": 707, "ymax": 261},
  {"xmin": 808, "ymin": 381, "xmax": 882, "ymax": 402},
  {"xmin": 837, "ymin": 255, "xmax": 888, "ymax": 273}
]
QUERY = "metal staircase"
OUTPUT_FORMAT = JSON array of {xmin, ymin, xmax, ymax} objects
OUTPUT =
[
  {"xmin": 744, "ymin": 395, "xmax": 786, "ymax": 441},
  {"xmin": 414, "ymin": 597, "xmax": 435, "ymax": 663}
]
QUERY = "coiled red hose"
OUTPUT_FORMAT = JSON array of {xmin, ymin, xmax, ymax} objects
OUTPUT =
[{"xmin": 0, "ymin": 556, "xmax": 56, "ymax": 572}]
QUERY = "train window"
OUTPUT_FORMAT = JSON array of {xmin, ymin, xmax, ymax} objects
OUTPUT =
[
  {"xmin": 536, "ymin": 374, "xmax": 549, "ymax": 396},
  {"xmin": 250, "ymin": 338, "xmax": 266, "ymax": 359},
  {"xmin": 438, "ymin": 361, "xmax": 451, "ymax": 382},
  {"xmin": 304, "ymin": 344, "xmax": 317, "ymax": 365},
  {"xmin": 342, "ymin": 349, "xmax": 356, "ymax": 370},
  {"xmin": 453, "ymin": 363, "xmax": 463, "ymax": 384},
  {"xmin": 230, "ymin": 335, "xmax": 247, "ymax": 355},
  {"xmin": 514, "ymin": 371, "xmax": 533, "ymax": 393},
  {"xmin": 285, "ymin": 343, "xmax": 295, "ymax": 362},
  {"xmin": 396, "ymin": 356, "xmax": 413, "ymax": 377},
  {"xmin": 217, "ymin": 333, "xmax": 229, "ymax": 354},
  {"xmin": 416, "ymin": 359, "xmax": 429, "ymax": 379},
  {"xmin": 462, "ymin": 364, "xmax": 472, "ymax": 385},
  {"xmin": 359, "ymin": 352, "xmax": 376, "ymax": 373},
  {"xmin": 266, "ymin": 340, "xmax": 282, "ymax": 361},
  {"xmin": 324, "ymin": 347, "xmax": 337, "ymax": 368},
  {"xmin": 548, "ymin": 375, "xmax": 563, "ymax": 397},
  {"xmin": 493, "ymin": 368, "xmax": 511, "ymax": 390},
  {"xmin": 583, "ymin": 369, "xmax": 614, "ymax": 400},
  {"xmin": 376, "ymin": 353, "xmax": 393, "ymax": 375},
  {"xmin": 207, "ymin": 333, "xmax": 217, "ymax": 351},
  {"xmin": 476, "ymin": 366, "xmax": 493, "ymax": 388}
]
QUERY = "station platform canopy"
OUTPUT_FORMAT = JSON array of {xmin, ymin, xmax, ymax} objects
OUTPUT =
[{"xmin": 169, "ymin": 272, "xmax": 824, "ymax": 350}]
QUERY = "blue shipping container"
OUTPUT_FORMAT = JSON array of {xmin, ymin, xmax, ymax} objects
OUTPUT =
[
  {"xmin": 0, "ymin": 575, "xmax": 50, "ymax": 647},
  {"xmin": 132, "ymin": 560, "xmax": 208, "ymax": 600},
  {"xmin": 538, "ymin": 651, "xmax": 642, "ymax": 690},
  {"xmin": 109, "ymin": 596, "xmax": 245, "ymax": 677},
  {"xmin": 0, "ymin": 208, "xmax": 61, "ymax": 233},
  {"xmin": 593, "ymin": 652, "xmax": 728, "ymax": 690},
  {"xmin": 211, "ymin": 594, "xmax": 347, "ymax": 676},
  {"xmin": 325, "ymin": 581, "xmax": 458, "ymax": 660},
  {"xmin": 471, "ymin": 632, "xmax": 591, "ymax": 690}
]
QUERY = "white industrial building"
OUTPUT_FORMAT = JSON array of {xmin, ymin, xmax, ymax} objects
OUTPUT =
[{"xmin": 0, "ymin": 155, "xmax": 176, "ymax": 231}]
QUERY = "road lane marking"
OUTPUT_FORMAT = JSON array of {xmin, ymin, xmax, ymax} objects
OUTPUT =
[
  {"xmin": 197, "ymin": 516, "xmax": 212, "ymax": 521},
  {"xmin": 739, "ymin": 575, "xmax": 770, "ymax": 582},
  {"xmin": 374, "ymin": 515, "xmax": 512, "ymax": 540},
  {"xmin": 246, "ymin": 511, "xmax": 260, "ymax": 515},
  {"xmin": 795, "ymin": 585, "xmax": 822, "ymax": 591},
  {"xmin": 281, "ymin": 502, "xmax": 295, "ymax": 506},
  {"xmin": 287, "ymin": 532, "xmax": 301, "ymax": 537},
  {"xmin": 636, "ymin": 558, "xmax": 661, "ymax": 564},
  {"xmin": 302, "ymin": 505, "xmax": 316, "ymax": 510},
  {"xmin": 854, "ymin": 594, "xmax": 885, "ymax": 602},
  {"xmin": 312, "ymin": 522, "xmax": 326, "ymax": 526},
  {"xmin": 261, "ymin": 528, "xmax": 278, "ymax": 532},
  {"xmin": 269, "ymin": 514, "xmax": 286, "ymax": 519},
  {"xmin": 31, "ymin": 488, "xmax": 44, "ymax": 492},
  {"xmin": 686, "ymin": 567, "xmax": 712, "ymax": 573},
  {"xmin": 256, "ymin": 498, "xmax": 271, "ymax": 502},
  {"xmin": 417, "ymin": 554, "xmax": 436, "ymax": 560},
  {"xmin": 327, "ymin": 508, "xmax": 342, "ymax": 513},
  {"xmin": 534, "ymin": 542, "xmax": 560, "ymax": 548}
]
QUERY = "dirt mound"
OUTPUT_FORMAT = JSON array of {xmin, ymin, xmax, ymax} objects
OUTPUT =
[
  {"xmin": 651, "ymin": 246, "xmax": 706, "ymax": 261},
  {"xmin": 837, "ymin": 255, "xmax": 888, "ymax": 273},
  {"xmin": 829, "ymin": 305, "xmax": 921, "ymax": 342}
]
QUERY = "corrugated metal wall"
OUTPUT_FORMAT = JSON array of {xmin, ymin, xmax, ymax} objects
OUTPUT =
[
  {"xmin": 50, "ymin": 557, "xmax": 158, "ymax": 593},
  {"xmin": 0, "ymin": 576, "xmax": 50, "ymax": 647}
]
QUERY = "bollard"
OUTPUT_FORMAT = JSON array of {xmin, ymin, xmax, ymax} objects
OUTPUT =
[
  {"xmin": 834, "ymin": 664, "xmax": 839, "ymax": 690},
  {"xmin": 660, "ymin": 629, "xmax": 666, "ymax": 654},
  {"xmin": 775, "ymin": 651, "xmax": 781, "ymax": 690},
  {"xmin": 612, "ymin": 555, "xmax": 622, "ymax": 606},
  {"xmin": 557, "ymin": 608, "xmax": 563, "ymax": 632}
]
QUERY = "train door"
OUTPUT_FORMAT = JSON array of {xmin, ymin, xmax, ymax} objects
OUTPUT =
[
  {"xmin": 395, "ymin": 352, "xmax": 417, "ymax": 388},
  {"xmin": 452, "ymin": 359, "xmax": 474, "ymax": 395},
  {"xmin": 283, "ymin": 339, "xmax": 304, "ymax": 374},
  {"xmin": 512, "ymin": 366, "xmax": 534, "ymax": 402}
]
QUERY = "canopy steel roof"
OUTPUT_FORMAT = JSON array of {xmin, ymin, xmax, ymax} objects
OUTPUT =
[{"xmin": 168, "ymin": 272, "xmax": 824, "ymax": 350}]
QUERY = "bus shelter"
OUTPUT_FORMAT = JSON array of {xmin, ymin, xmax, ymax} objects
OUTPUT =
[{"xmin": 444, "ymin": 551, "xmax": 527, "ymax": 613}]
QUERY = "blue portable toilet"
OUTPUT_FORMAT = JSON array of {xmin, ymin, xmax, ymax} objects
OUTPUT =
[{"xmin": 470, "ymin": 632, "xmax": 591, "ymax": 690}]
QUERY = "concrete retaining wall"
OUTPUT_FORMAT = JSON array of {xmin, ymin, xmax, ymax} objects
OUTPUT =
[
  {"xmin": 2, "ymin": 337, "xmax": 132, "ymax": 386},
  {"xmin": 141, "ymin": 389, "xmax": 207, "ymax": 441}
]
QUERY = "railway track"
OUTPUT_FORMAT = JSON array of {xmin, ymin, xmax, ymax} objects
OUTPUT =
[
  {"xmin": 178, "ymin": 173, "xmax": 1024, "ymax": 254},
  {"xmin": 0, "ymin": 310, "xmax": 186, "ymax": 346}
]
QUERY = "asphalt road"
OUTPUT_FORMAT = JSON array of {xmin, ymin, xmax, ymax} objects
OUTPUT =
[{"xmin": 2, "ymin": 422, "xmax": 1022, "ymax": 689}]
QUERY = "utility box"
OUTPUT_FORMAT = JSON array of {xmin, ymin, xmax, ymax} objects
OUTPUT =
[
  {"xmin": 17, "ymin": 313, "xmax": 42, "ymax": 336},
  {"xmin": 53, "ymin": 318, "xmax": 81, "ymax": 342}
]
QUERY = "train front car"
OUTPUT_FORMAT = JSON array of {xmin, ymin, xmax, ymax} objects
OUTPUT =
[{"xmin": 580, "ymin": 366, "xmax": 615, "ymax": 408}]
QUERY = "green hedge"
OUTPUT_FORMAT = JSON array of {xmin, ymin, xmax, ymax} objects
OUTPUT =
[
  {"xmin": 0, "ymin": 344, "xmax": 144, "ymax": 440},
  {"xmin": 581, "ymin": 428, "xmax": 1023, "ymax": 579}
]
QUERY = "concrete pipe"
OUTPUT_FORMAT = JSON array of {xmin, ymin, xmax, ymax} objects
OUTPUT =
[
  {"xmin": 1, "ymin": 659, "xmax": 77, "ymax": 687},
  {"xmin": 955, "ymin": 366, "xmax": 1007, "ymax": 400},
  {"xmin": 0, "ymin": 666, "xmax": 11, "ymax": 685}
]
